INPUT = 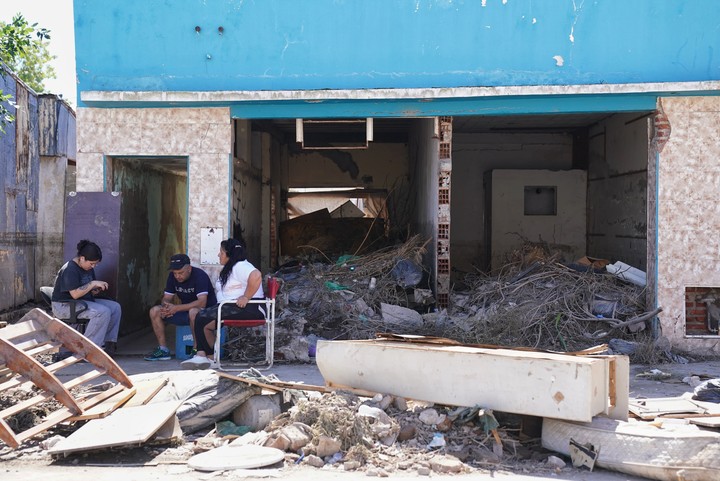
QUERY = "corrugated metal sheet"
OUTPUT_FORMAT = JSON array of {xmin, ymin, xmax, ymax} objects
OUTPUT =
[{"xmin": 0, "ymin": 70, "xmax": 39, "ymax": 310}]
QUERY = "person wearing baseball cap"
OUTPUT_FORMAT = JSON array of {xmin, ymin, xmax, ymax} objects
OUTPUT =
[{"xmin": 145, "ymin": 253, "xmax": 217, "ymax": 361}]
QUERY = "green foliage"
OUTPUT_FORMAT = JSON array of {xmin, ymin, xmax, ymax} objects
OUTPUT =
[
  {"xmin": 0, "ymin": 14, "xmax": 52, "ymax": 133},
  {"xmin": 6, "ymin": 37, "xmax": 56, "ymax": 93}
]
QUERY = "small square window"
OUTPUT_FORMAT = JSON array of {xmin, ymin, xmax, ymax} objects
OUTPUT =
[{"xmin": 524, "ymin": 186, "xmax": 557, "ymax": 216}]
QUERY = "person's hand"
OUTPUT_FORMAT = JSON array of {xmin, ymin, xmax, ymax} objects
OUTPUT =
[
  {"xmin": 160, "ymin": 302, "xmax": 177, "ymax": 318},
  {"xmin": 91, "ymin": 280, "xmax": 108, "ymax": 294},
  {"xmin": 236, "ymin": 295, "xmax": 249, "ymax": 308}
]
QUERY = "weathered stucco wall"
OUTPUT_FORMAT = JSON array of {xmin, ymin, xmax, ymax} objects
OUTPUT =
[
  {"xmin": 409, "ymin": 119, "xmax": 439, "ymax": 280},
  {"xmin": 76, "ymin": 107, "xmax": 231, "ymax": 292},
  {"xmin": 488, "ymin": 169, "xmax": 587, "ymax": 270},
  {"xmin": 587, "ymin": 113, "xmax": 649, "ymax": 269},
  {"xmin": 657, "ymin": 97, "xmax": 720, "ymax": 354},
  {"xmin": 38, "ymin": 95, "xmax": 77, "ymax": 292}
]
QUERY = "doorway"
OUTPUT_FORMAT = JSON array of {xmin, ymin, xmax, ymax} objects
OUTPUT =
[{"xmin": 109, "ymin": 156, "xmax": 188, "ymax": 333}]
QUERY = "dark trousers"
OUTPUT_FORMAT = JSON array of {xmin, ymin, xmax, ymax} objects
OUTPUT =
[{"xmin": 194, "ymin": 301, "xmax": 265, "ymax": 355}]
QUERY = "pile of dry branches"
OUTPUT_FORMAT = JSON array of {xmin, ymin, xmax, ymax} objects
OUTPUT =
[{"xmin": 444, "ymin": 260, "xmax": 653, "ymax": 354}]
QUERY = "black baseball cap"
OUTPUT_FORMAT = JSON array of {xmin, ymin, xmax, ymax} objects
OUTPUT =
[{"xmin": 168, "ymin": 254, "xmax": 191, "ymax": 270}]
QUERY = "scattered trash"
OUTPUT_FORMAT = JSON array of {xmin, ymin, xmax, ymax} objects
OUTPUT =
[
  {"xmin": 636, "ymin": 369, "xmax": 672, "ymax": 380},
  {"xmin": 569, "ymin": 438, "xmax": 598, "ymax": 470},
  {"xmin": 546, "ymin": 455, "xmax": 567, "ymax": 469},
  {"xmin": 215, "ymin": 420, "xmax": 251, "ymax": 437},
  {"xmin": 426, "ymin": 433, "xmax": 446, "ymax": 449},
  {"xmin": 605, "ymin": 261, "xmax": 646, "ymax": 287},
  {"xmin": 390, "ymin": 259, "xmax": 423, "ymax": 288},
  {"xmin": 692, "ymin": 378, "xmax": 720, "ymax": 403}
]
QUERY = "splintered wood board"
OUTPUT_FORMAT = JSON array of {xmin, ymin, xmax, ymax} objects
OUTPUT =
[
  {"xmin": 48, "ymin": 400, "xmax": 182, "ymax": 455},
  {"xmin": 123, "ymin": 378, "xmax": 169, "ymax": 408},
  {"xmin": 67, "ymin": 378, "xmax": 169, "ymax": 421},
  {"xmin": 67, "ymin": 386, "xmax": 137, "ymax": 421}
]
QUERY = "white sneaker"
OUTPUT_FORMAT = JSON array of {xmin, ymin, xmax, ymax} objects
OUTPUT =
[{"xmin": 181, "ymin": 355, "xmax": 211, "ymax": 370}]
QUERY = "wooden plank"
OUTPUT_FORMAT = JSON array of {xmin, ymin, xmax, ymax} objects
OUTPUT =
[
  {"xmin": 48, "ymin": 401, "xmax": 183, "ymax": 455},
  {"xmin": 0, "ymin": 317, "xmax": 52, "ymax": 343},
  {"xmin": 316, "ymin": 339, "xmax": 628, "ymax": 422},
  {"xmin": 216, "ymin": 372, "xmax": 378, "ymax": 398},
  {"xmin": 0, "ymin": 415, "xmax": 20, "ymax": 448},
  {"xmin": 19, "ymin": 384, "xmax": 128, "ymax": 443},
  {"xmin": 67, "ymin": 386, "xmax": 138, "ymax": 422},
  {"xmin": 605, "ymin": 355, "xmax": 629, "ymax": 420},
  {"xmin": 0, "ymin": 391, "xmax": 54, "ymax": 418},
  {"xmin": 58, "ymin": 380, "xmax": 167, "ymax": 426},
  {"xmin": 123, "ymin": 378, "xmax": 169, "ymax": 408}
]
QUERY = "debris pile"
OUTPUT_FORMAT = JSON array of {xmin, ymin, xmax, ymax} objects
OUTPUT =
[
  {"xmin": 247, "ymin": 389, "xmax": 558, "ymax": 475},
  {"xmin": 226, "ymin": 236, "xmax": 670, "ymax": 363}
]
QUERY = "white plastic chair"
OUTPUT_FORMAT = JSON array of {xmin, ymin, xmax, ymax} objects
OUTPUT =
[{"xmin": 213, "ymin": 276, "xmax": 279, "ymax": 370}]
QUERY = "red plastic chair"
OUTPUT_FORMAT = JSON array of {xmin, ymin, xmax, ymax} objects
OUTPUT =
[{"xmin": 213, "ymin": 276, "xmax": 280, "ymax": 370}]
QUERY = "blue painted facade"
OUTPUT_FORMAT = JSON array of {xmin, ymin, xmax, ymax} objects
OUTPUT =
[{"xmin": 74, "ymin": 0, "xmax": 720, "ymax": 111}]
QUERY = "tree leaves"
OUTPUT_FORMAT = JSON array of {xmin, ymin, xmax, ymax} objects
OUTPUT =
[{"xmin": 1, "ymin": 14, "xmax": 54, "ymax": 133}]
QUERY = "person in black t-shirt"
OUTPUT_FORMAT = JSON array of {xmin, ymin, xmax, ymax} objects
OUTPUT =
[
  {"xmin": 51, "ymin": 239, "xmax": 121, "ymax": 353},
  {"xmin": 144, "ymin": 254, "xmax": 216, "ymax": 361}
]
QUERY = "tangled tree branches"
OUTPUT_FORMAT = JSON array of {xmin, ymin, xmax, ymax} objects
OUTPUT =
[{"xmin": 444, "ymin": 261, "xmax": 653, "ymax": 354}]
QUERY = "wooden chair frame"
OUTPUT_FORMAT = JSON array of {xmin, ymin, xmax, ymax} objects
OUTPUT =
[{"xmin": 0, "ymin": 308, "xmax": 133, "ymax": 448}]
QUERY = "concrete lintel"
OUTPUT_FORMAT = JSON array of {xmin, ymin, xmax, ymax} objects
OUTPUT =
[{"xmin": 82, "ymin": 81, "xmax": 720, "ymax": 105}]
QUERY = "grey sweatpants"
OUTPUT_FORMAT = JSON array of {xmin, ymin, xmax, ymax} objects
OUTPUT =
[{"xmin": 52, "ymin": 298, "xmax": 122, "ymax": 348}]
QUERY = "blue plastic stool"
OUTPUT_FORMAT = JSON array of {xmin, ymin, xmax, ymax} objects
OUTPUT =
[{"xmin": 175, "ymin": 325, "xmax": 227, "ymax": 360}]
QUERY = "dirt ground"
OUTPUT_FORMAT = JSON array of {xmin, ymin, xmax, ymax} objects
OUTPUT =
[{"xmin": 1, "ymin": 359, "xmax": 718, "ymax": 481}]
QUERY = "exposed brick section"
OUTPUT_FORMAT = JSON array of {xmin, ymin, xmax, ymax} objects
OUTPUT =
[
  {"xmin": 438, "ymin": 223, "xmax": 449, "ymax": 240},
  {"xmin": 270, "ymin": 192, "xmax": 277, "ymax": 268},
  {"xmin": 436, "ymin": 292, "xmax": 449, "ymax": 307},
  {"xmin": 438, "ymin": 188, "xmax": 450, "ymax": 204},
  {"xmin": 685, "ymin": 287, "xmax": 715, "ymax": 335},
  {"xmin": 652, "ymin": 99, "xmax": 671, "ymax": 153},
  {"xmin": 436, "ymin": 117, "xmax": 453, "ymax": 308}
]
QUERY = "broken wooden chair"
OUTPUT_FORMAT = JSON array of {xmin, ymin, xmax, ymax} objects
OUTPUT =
[
  {"xmin": 213, "ymin": 276, "xmax": 280, "ymax": 371},
  {"xmin": 0, "ymin": 308, "xmax": 133, "ymax": 448}
]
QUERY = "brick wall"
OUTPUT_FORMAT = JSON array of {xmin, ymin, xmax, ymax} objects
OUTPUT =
[{"xmin": 684, "ymin": 287, "xmax": 715, "ymax": 335}]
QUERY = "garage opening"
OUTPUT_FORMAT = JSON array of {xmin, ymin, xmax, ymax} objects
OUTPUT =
[{"xmin": 230, "ymin": 109, "xmax": 720, "ymax": 345}]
